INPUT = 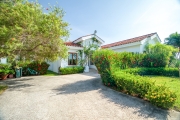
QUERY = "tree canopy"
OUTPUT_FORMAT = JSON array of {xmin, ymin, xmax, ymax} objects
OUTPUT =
[
  {"xmin": 0, "ymin": 0, "xmax": 69, "ymax": 62},
  {"xmin": 165, "ymin": 32, "xmax": 180, "ymax": 50}
]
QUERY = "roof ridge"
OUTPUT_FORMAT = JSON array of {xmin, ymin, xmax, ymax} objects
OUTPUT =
[
  {"xmin": 65, "ymin": 41, "xmax": 82, "ymax": 47},
  {"xmin": 102, "ymin": 32, "xmax": 156, "ymax": 48},
  {"xmin": 72, "ymin": 34, "xmax": 94, "ymax": 42}
]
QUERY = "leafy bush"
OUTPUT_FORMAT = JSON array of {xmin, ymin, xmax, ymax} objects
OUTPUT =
[
  {"xmin": 60, "ymin": 66, "xmax": 84, "ymax": 75},
  {"xmin": 93, "ymin": 49, "xmax": 116, "ymax": 86},
  {"xmin": 142, "ymin": 43, "xmax": 177, "ymax": 67},
  {"xmin": 123, "ymin": 67, "xmax": 179, "ymax": 77},
  {"xmin": 113, "ymin": 71, "xmax": 177, "ymax": 109},
  {"xmin": 27, "ymin": 61, "xmax": 49, "ymax": 75},
  {"xmin": 0, "ymin": 63, "xmax": 11, "ymax": 75},
  {"xmin": 93, "ymin": 49, "xmax": 177, "ymax": 109},
  {"xmin": 112, "ymin": 71, "xmax": 153, "ymax": 98},
  {"xmin": 145, "ymin": 85, "xmax": 177, "ymax": 108}
]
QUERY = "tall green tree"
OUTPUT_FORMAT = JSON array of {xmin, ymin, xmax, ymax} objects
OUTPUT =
[
  {"xmin": 0, "ymin": 0, "xmax": 69, "ymax": 62},
  {"xmin": 165, "ymin": 32, "xmax": 180, "ymax": 51}
]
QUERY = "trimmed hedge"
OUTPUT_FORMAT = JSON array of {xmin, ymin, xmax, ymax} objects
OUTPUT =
[
  {"xmin": 92, "ymin": 49, "xmax": 177, "ymax": 109},
  {"xmin": 113, "ymin": 71, "xmax": 177, "ymax": 108},
  {"xmin": 60, "ymin": 66, "xmax": 84, "ymax": 75},
  {"xmin": 123, "ymin": 67, "xmax": 179, "ymax": 77}
]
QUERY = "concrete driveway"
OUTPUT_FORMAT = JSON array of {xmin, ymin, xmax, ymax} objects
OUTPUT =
[{"xmin": 0, "ymin": 69, "xmax": 180, "ymax": 120}]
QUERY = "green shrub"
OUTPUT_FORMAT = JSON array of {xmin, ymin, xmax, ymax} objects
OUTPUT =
[
  {"xmin": 145, "ymin": 85, "xmax": 177, "ymax": 108},
  {"xmin": 123, "ymin": 67, "xmax": 179, "ymax": 77},
  {"xmin": 112, "ymin": 71, "xmax": 153, "ymax": 98},
  {"xmin": 113, "ymin": 71, "xmax": 177, "ymax": 109},
  {"xmin": 60, "ymin": 66, "xmax": 84, "ymax": 75},
  {"xmin": 27, "ymin": 61, "xmax": 49, "ymax": 75},
  {"xmin": 0, "ymin": 63, "xmax": 11, "ymax": 75}
]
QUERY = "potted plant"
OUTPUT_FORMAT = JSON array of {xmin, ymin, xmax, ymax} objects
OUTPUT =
[
  {"xmin": 0, "ymin": 69, "xmax": 10, "ymax": 80},
  {"xmin": 8, "ymin": 70, "xmax": 15, "ymax": 78}
]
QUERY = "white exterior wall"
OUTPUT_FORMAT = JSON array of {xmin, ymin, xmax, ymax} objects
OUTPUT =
[
  {"xmin": 48, "ymin": 46, "xmax": 83, "ymax": 73},
  {"xmin": 108, "ymin": 42, "xmax": 142, "ymax": 53},
  {"xmin": 48, "ymin": 36, "xmax": 104, "ymax": 73},
  {"xmin": 108, "ymin": 34, "xmax": 161, "ymax": 54},
  {"xmin": 112, "ymin": 45, "xmax": 141, "ymax": 53},
  {"xmin": 0, "ymin": 58, "xmax": 7, "ymax": 64},
  {"xmin": 82, "ymin": 38, "xmax": 101, "ymax": 70},
  {"xmin": 140, "ymin": 35, "xmax": 161, "ymax": 53}
]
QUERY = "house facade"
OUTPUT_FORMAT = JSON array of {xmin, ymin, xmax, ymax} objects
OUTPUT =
[
  {"xmin": 101, "ymin": 33, "xmax": 161, "ymax": 53},
  {"xmin": 48, "ymin": 34, "xmax": 105, "ymax": 73},
  {"xmin": 0, "ymin": 32, "xmax": 161, "ymax": 73}
]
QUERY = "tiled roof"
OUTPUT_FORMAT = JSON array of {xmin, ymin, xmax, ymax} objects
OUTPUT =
[
  {"xmin": 73, "ymin": 34, "xmax": 93, "ymax": 42},
  {"xmin": 65, "ymin": 42, "xmax": 82, "ymax": 47},
  {"xmin": 101, "ymin": 33, "xmax": 156, "ymax": 49},
  {"xmin": 73, "ymin": 34, "xmax": 105, "ymax": 43}
]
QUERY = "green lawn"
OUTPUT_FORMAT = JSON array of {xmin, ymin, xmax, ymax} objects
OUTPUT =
[
  {"xmin": 44, "ymin": 70, "xmax": 59, "ymax": 76},
  {"xmin": 0, "ymin": 84, "xmax": 8, "ymax": 95},
  {"xmin": 149, "ymin": 76, "xmax": 180, "ymax": 111}
]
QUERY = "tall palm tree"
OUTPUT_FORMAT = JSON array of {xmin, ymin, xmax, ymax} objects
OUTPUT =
[
  {"xmin": 165, "ymin": 32, "xmax": 180, "ymax": 50},
  {"xmin": 165, "ymin": 32, "xmax": 180, "ymax": 68},
  {"xmin": 165, "ymin": 32, "xmax": 180, "ymax": 58}
]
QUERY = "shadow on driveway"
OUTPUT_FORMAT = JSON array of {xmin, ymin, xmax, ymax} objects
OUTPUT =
[
  {"xmin": 52, "ymin": 77, "xmax": 170, "ymax": 119},
  {"xmin": 0, "ymin": 78, "xmax": 34, "ymax": 91}
]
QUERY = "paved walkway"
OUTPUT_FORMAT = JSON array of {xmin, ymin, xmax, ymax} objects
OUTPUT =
[{"xmin": 0, "ymin": 69, "xmax": 180, "ymax": 120}]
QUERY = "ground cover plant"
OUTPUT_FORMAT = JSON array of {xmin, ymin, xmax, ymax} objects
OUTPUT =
[
  {"xmin": 149, "ymin": 76, "xmax": 180, "ymax": 111},
  {"xmin": 60, "ymin": 66, "xmax": 84, "ymax": 75},
  {"xmin": 92, "ymin": 48, "xmax": 178, "ymax": 110},
  {"xmin": 44, "ymin": 70, "xmax": 59, "ymax": 76},
  {"xmin": 0, "ymin": 84, "xmax": 8, "ymax": 95}
]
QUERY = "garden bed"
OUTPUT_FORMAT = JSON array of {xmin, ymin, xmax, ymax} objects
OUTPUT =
[{"xmin": 149, "ymin": 76, "xmax": 180, "ymax": 111}]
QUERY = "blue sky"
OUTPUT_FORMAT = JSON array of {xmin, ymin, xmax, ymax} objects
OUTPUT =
[{"xmin": 31, "ymin": 0, "xmax": 180, "ymax": 44}]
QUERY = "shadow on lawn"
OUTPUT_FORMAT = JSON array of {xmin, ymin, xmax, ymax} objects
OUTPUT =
[
  {"xmin": 0, "ymin": 78, "xmax": 34, "ymax": 91},
  {"xmin": 53, "ymin": 77, "xmax": 170, "ymax": 119}
]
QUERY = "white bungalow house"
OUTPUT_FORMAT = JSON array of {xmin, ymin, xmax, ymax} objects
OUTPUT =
[
  {"xmin": 0, "ymin": 32, "xmax": 161, "ymax": 73},
  {"xmin": 48, "ymin": 34, "xmax": 105, "ymax": 73},
  {"xmin": 101, "ymin": 32, "xmax": 161, "ymax": 53}
]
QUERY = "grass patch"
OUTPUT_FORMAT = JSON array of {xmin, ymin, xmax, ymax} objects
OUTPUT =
[
  {"xmin": 149, "ymin": 76, "xmax": 180, "ymax": 111},
  {"xmin": 44, "ymin": 70, "xmax": 59, "ymax": 76},
  {"xmin": 0, "ymin": 84, "xmax": 8, "ymax": 95}
]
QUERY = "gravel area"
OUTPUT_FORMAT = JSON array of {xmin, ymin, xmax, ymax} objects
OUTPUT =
[{"xmin": 0, "ymin": 69, "xmax": 180, "ymax": 120}]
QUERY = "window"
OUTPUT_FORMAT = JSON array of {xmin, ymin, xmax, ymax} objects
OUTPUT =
[{"xmin": 68, "ymin": 53, "xmax": 77, "ymax": 65}]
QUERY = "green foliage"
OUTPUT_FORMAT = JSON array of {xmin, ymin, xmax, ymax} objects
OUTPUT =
[
  {"xmin": 142, "ymin": 44, "xmax": 177, "ymax": 67},
  {"xmin": 0, "ymin": 0, "xmax": 69, "ymax": 61},
  {"xmin": 93, "ymin": 49, "xmax": 177, "ymax": 109},
  {"xmin": 113, "ymin": 71, "xmax": 177, "ymax": 109},
  {"xmin": 0, "ymin": 63, "xmax": 11, "ymax": 75},
  {"xmin": 60, "ymin": 66, "xmax": 84, "ymax": 75},
  {"xmin": 78, "ymin": 40, "xmax": 99, "ymax": 66},
  {"xmin": 93, "ymin": 49, "xmax": 116, "ymax": 86},
  {"xmin": 92, "ymin": 49, "xmax": 145, "ymax": 86},
  {"xmin": 8, "ymin": 69, "xmax": 15, "ymax": 74},
  {"xmin": 123, "ymin": 67, "xmax": 179, "ymax": 77},
  {"xmin": 112, "ymin": 71, "xmax": 153, "ymax": 98},
  {"xmin": 0, "ymin": 84, "xmax": 8, "ymax": 94},
  {"xmin": 145, "ymin": 85, "xmax": 177, "ymax": 108},
  {"xmin": 27, "ymin": 61, "xmax": 49, "ymax": 75},
  {"xmin": 150, "ymin": 76, "xmax": 180, "ymax": 110},
  {"xmin": 44, "ymin": 70, "xmax": 59, "ymax": 76},
  {"xmin": 165, "ymin": 32, "xmax": 180, "ymax": 49}
]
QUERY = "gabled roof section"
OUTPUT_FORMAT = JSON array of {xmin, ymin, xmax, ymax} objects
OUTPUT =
[
  {"xmin": 73, "ymin": 34, "xmax": 105, "ymax": 44},
  {"xmin": 65, "ymin": 42, "xmax": 82, "ymax": 47},
  {"xmin": 101, "ymin": 33, "xmax": 157, "ymax": 49}
]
